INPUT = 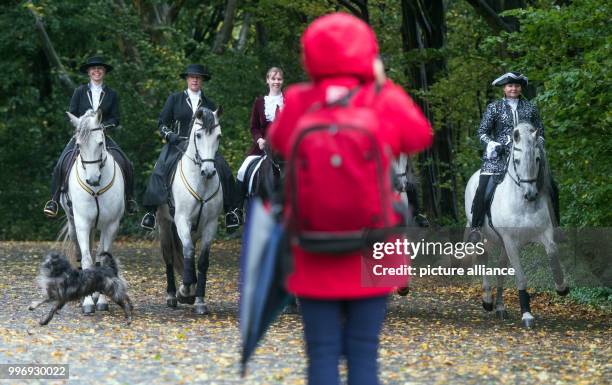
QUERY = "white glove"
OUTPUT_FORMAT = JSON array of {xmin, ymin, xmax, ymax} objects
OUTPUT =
[
  {"xmin": 486, "ymin": 141, "xmax": 501, "ymax": 159},
  {"xmin": 257, "ymin": 138, "xmax": 266, "ymax": 150}
]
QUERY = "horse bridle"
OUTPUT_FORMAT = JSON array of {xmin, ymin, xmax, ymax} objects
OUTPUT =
[
  {"xmin": 395, "ymin": 170, "xmax": 408, "ymax": 192},
  {"xmin": 507, "ymin": 144, "xmax": 538, "ymax": 187},
  {"xmin": 79, "ymin": 127, "xmax": 107, "ymax": 170},
  {"xmin": 186, "ymin": 121, "xmax": 220, "ymax": 167}
]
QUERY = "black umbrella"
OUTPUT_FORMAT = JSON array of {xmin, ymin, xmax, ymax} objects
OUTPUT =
[{"xmin": 239, "ymin": 198, "xmax": 292, "ymax": 376}]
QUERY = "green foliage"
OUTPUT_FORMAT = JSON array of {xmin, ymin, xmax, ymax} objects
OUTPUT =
[
  {"xmin": 567, "ymin": 287, "xmax": 612, "ymax": 308},
  {"xmin": 426, "ymin": 0, "xmax": 610, "ymax": 226},
  {"xmin": 0, "ymin": 0, "xmax": 609, "ymax": 239},
  {"xmin": 501, "ymin": 0, "xmax": 612, "ymax": 226}
]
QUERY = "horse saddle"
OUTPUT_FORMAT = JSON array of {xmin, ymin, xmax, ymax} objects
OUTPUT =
[{"xmin": 243, "ymin": 155, "xmax": 266, "ymax": 196}]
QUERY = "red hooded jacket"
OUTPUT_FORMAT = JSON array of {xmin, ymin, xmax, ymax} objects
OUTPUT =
[{"xmin": 268, "ymin": 13, "xmax": 433, "ymax": 299}]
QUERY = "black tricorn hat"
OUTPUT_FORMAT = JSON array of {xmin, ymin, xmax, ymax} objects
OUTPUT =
[
  {"xmin": 492, "ymin": 71, "xmax": 528, "ymax": 87},
  {"xmin": 79, "ymin": 56, "xmax": 113, "ymax": 74},
  {"xmin": 180, "ymin": 64, "xmax": 211, "ymax": 81}
]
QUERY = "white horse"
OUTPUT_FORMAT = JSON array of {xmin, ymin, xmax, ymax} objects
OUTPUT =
[
  {"xmin": 465, "ymin": 122, "xmax": 568, "ymax": 328},
  {"xmin": 157, "ymin": 107, "xmax": 224, "ymax": 315},
  {"xmin": 62, "ymin": 109, "xmax": 125, "ymax": 314},
  {"xmin": 393, "ymin": 153, "xmax": 412, "ymax": 212}
]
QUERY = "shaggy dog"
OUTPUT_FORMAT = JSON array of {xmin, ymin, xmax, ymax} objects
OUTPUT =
[{"xmin": 29, "ymin": 251, "xmax": 133, "ymax": 325}]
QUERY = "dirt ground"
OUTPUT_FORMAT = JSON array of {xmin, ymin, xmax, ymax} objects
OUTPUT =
[{"xmin": 0, "ymin": 240, "xmax": 609, "ymax": 385}]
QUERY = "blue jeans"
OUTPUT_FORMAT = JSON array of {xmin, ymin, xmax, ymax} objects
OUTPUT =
[{"xmin": 299, "ymin": 296, "xmax": 388, "ymax": 385}]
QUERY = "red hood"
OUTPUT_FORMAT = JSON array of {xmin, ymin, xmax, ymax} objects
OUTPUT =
[{"xmin": 301, "ymin": 13, "xmax": 379, "ymax": 81}]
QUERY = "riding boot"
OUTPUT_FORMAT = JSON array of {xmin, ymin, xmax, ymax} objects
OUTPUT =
[
  {"xmin": 215, "ymin": 152, "xmax": 244, "ymax": 232},
  {"xmin": 44, "ymin": 139, "xmax": 77, "ymax": 218},
  {"xmin": 468, "ymin": 174, "xmax": 492, "ymax": 243}
]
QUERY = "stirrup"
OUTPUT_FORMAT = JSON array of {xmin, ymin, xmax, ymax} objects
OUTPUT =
[
  {"xmin": 43, "ymin": 200, "xmax": 59, "ymax": 218},
  {"xmin": 467, "ymin": 228, "xmax": 482, "ymax": 243},
  {"xmin": 141, "ymin": 212, "xmax": 156, "ymax": 231},
  {"xmin": 225, "ymin": 210, "xmax": 241, "ymax": 232}
]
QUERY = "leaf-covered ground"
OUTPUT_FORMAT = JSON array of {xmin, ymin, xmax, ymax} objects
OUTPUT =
[{"xmin": 0, "ymin": 240, "xmax": 609, "ymax": 385}]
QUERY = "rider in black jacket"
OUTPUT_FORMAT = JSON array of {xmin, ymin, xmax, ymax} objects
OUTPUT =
[
  {"xmin": 43, "ymin": 56, "xmax": 136, "ymax": 217},
  {"xmin": 140, "ymin": 64, "xmax": 242, "ymax": 232}
]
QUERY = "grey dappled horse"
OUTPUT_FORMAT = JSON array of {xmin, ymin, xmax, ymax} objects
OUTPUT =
[
  {"xmin": 62, "ymin": 109, "xmax": 126, "ymax": 314},
  {"xmin": 157, "ymin": 107, "xmax": 224, "ymax": 315},
  {"xmin": 464, "ymin": 122, "xmax": 568, "ymax": 328}
]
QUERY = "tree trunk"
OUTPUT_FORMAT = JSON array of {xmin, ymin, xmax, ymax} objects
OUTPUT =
[
  {"xmin": 464, "ymin": 0, "xmax": 526, "ymax": 34},
  {"xmin": 338, "ymin": 0, "xmax": 369, "ymax": 23},
  {"xmin": 27, "ymin": 2, "xmax": 75, "ymax": 95},
  {"xmin": 236, "ymin": 12, "xmax": 251, "ymax": 52},
  {"xmin": 400, "ymin": 0, "xmax": 458, "ymax": 221},
  {"xmin": 212, "ymin": 0, "xmax": 239, "ymax": 54},
  {"xmin": 255, "ymin": 21, "xmax": 267, "ymax": 48}
]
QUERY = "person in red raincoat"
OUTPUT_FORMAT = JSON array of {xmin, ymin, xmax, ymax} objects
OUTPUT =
[{"xmin": 268, "ymin": 13, "xmax": 433, "ymax": 385}]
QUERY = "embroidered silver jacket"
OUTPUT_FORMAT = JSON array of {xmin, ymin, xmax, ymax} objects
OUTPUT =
[{"xmin": 478, "ymin": 98, "xmax": 544, "ymax": 174}]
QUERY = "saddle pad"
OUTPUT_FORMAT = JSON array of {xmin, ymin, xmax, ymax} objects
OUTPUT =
[{"xmin": 246, "ymin": 156, "xmax": 266, "ymax": 196}]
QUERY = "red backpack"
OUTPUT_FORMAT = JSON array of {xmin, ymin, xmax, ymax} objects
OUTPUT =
[{"xmin": 286, "ymin": 86, "xmax": 396, "ymax": 253}]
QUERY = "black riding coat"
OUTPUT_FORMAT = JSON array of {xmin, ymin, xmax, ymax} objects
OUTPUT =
[
  {"xmin": 69, "ymin": 84, "xmax": 119, "ymax": 128},
  {"xmin": 143, "ymin": 90, "xmax": 239, "ymax": 211},
  {"xmin": 158, "ymin": 90, "xmax": 216, "ymax": 139}
]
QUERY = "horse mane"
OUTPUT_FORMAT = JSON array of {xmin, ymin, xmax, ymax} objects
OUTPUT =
[
  {"xmin": 190, "ymin": 107, "xmax": 217, "ymax": 135},
  {"xmin": 538, "ymin": 146, "xmax": 552, "ymax": 192},
  {"xmin": 75, "ymin": 109, "xmax": 98, "ymax": 145}
]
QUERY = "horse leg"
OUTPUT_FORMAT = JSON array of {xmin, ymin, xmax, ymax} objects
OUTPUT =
[
  {"xmin": 95, "ymin": 220, "xmax": 120, "ymax": 312},
  {"xmin": 541, "ymin": 233, "xmax": 569, "ymax": 296},
  {"xmin": 495, "ymin": 249, "xmax": 509, "ymax": 320},
  {"xmin": 194, "ymin": 245, "xmax": 211, "ymax": 315},
  {"xmin": 75, "ymin": 223, "xmax": 95, "ymax": 315},
  {"xmin": 479, "ymin": 250, "xmax": 494, "ymax": 311},
  {"xmin": 504, "ymin": 239, "xmax": 534, "ymax": 328},
  {"xmin": 158, "ymin": 212, "xmax": 178, "ymax": 307},
  {"xmin": 175, "ymin": 218, "xmax": 196, "ymax": 304}
]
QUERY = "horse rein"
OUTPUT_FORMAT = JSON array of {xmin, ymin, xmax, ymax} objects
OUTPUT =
[{"xmin": 507, "ymin": 144, "xmax": 538, "ymax": 187}]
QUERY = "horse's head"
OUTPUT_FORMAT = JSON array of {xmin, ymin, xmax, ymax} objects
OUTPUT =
[
  {"xmin": 190, "ymin": 106, "xmax": 222, "ymax": 179},
  {"xmin": 67, "ymin": 109, "xmax": 106, "ymax": 187},
  {"xmin": 511, "ymin": 123, "xmax": 542, "ymax": 201}
]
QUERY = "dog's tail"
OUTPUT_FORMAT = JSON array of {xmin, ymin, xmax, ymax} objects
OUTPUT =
[
  {"xmin": 57, "ymin": 217, "xmax": 78, "ymax": 266},
  {"xmin": 98, "ymin": 252, "xmax": 119, "ymax": 276}
]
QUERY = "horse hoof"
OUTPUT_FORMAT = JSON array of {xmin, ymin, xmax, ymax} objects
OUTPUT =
[
  {"xmin": 193, "ymin": 303, "xmax": 209, "ymax": 315},
  {"xmin": 96, "ymin": 302, "xmax": 109, "ymax": 311},
  {"xmin": 166, "ymin": 298, "xmax": 178, "ymax": 308},
  {"xmin": 397, "ymin": 287, "xmax": 410, "ymax": 296},
  {"xmin": 496, "ymin": 310, "xmax": 509, "ymax": 320},
  {"xmin": 83, "ymin": 304, "xmax": 95, "ymax": 315},
  {"xmin": 177, "ymin": 295, "xmax": 195, "ymax": 305},
  {"xmin": 482, "ymin": 301, "xmax": 494, "ymax": 311},
  {"xmin": 523, "ymin": 318, "xmax": 535, "ymax": 328},
  {"xmin": 556, "ymin": 286, "xmax": 570, "ymax": 297}
]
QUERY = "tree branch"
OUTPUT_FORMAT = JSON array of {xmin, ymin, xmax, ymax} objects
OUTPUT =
[
  {"xmin": 236, "ymin": 12, "xmax": 251, "ymax": 52},
  {"xmin": 464, "ymin": 0, "xmax": 515, "ymax": 34},
  {"xmin": 212, "ymin": 0, "xmax": 239, "ymax": 54},
  {"xmin": 26, "ymin": 2, "xmax": 75, "ymax": 95}
]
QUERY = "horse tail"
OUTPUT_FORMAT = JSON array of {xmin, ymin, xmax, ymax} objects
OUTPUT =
[
  {"xmin": 56, "ymin": 216, "xmax": 78, "ymax": 266},
  {"xmin": 171, "ymin": 224, "xmax": 184, "ymax": 274}
]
